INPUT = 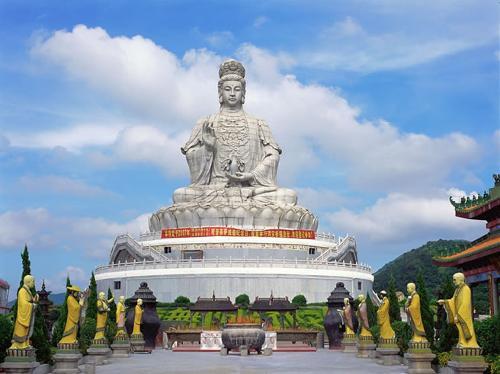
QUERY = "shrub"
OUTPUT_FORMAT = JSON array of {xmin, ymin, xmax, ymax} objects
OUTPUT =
[
  {"xmin": 292, "ymin": 294, "xmax": 307, "ymax": 307},
  {"xmin": 392, "ymin": 320, "xmax": 412, "ymax": 354},
  {"xmin": 370, "ymin": 324, "xmax": 380, "ymax": 344},
  {"xmin": 436, "ymin": 351, "xmax": 451, "ymax": 367},
  {"xmin": 52, "ymin": 276, "xmax": 71, "ymax": 346},
  {"xmin": 475, "ymin": 315, "xmax": 500, "ymax": 356},
  {"xmin": 235, "ymin": 294, "xmax": 250, "ymax": 307},
  {"xmin": 486, "ymin": 355, "xmax": 500, "ymax": 374},
  {"xmin": 79, "ymin": 317, "xmax": 96, "ymax": 354},
  {"xmin": 388, "ymin": 274, "xmax": 401, "ymax": 322},
  {"xmin": 174, "ymin": 296, "xmax": 191, "ymax": 306},
  {"xmin": 0, "ymin": 314, "xmax": 13, "ymax": 363}
]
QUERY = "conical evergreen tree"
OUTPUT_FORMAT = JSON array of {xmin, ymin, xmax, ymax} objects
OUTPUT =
[
  {"xmin": 388, "ymin": 274, "xmax": 401, "ymax": 321},
  {"xmin": 78, "ymin": 272, "xmax": 97, "ymax": 353},
  {"xmin": 416, "ymin": 271, "xmax": 435, "ymax": 346},
  {"xmin": 105, "ymin": 288, "xmax": 117, "ymax": 344},
  {"xmin": 436, "ymin": 276, "xmax": 458, "ymax": 352},
  {"xmin": 51, "ymin": 276, "xmax": 71, "ymax": 346}
]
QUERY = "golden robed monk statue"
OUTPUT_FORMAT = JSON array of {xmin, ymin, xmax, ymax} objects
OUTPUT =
[
  {"xmin": 93, "ymin": 291, "xmax": 114, "ymax": 341},
  {"xmin": 115, "ymin": 296, "xmax": 126, "ymax": 336},
  {"xmin": 10, "ymin": 275, "xmax": 38, "ymax": 350},
  {"xmin": 343, "ymin": 298, "xmax": 355, "ymax": 335},
  {"xmin": 377, "ymin": 290, "xmax": 395, "ymax": 340},
  {"xmin": 438, "ymin": 272, "xmax": 479, "ymax": 348},
  {"xmin": 59, "ymin": 285, "xmax": 86, "ymax": 345},
  {"xmin": 356, "ymin": 294, "xmax": 373, "ymax": 337},
  {"xmin": 132, "ymin": 299, "xmax": 143, "ymax": 336},
  {"xmin": 405, "ymin": 282, "xmax": 427, "ymax": 342}
]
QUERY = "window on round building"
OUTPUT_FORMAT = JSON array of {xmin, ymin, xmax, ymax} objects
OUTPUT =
[
  {"xmin": 114, "ymin": 281, "xmax": 121, "ymax": 290},
  {"xmin": 308, "ymin": 247, "xmax": 316, "ymax": 255}
]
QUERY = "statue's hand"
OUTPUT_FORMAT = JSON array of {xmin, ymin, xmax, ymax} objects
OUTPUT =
[
  {"xmin": 437, "ymin": 299, "xmax": 444, "ymax": 305},
  {"xmin": 226, "ymin": 172, "xmax": 254, "ymax": 184},
  {"xmin": 34, "ymin": 294, "xmax": 39, "ymax": 303},
  {"xmin": 202, "ymin": 120, "xmax": 216, "ymax": 150}
]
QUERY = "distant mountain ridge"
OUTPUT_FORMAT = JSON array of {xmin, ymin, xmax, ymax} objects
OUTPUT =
[
  {"xmin": 373, "ymin": 239, "xmax": 469, "ymax": 296},
  {"xmin": 7, "ymin": 292, "xmax": 66, "ymax": 308}
]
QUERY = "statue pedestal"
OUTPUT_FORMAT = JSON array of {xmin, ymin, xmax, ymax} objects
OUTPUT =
[
  {"xmin": 130, "ymin": 334, "xmax": 146, "ymax": 353},
  {"xmin": 111, "ymin": 335, "xmax": 131, "ymax": 358},
  {"xmin": 341, "ymin": 334, "xmax": 357, "ymax": 353},
  {"xmin": 53, "ymin": 343, "xmax": 82, "ymax": 374},
  {"xmin": 0, "ymin": 348, "xmax": 40, "ymax": 374},
  {"xmin": 87, "ymin": 338, "xmax": 111, "ymax": 366},
  {"xmin": 356, "ymin": 336, "xmax": 376, "ymax": 358},
  {"xmin": 446, "ymin": 347, "xmax": 488, "ymax": 374},
  {"xmin": 376, "ymin": 339, "xmax": 400, "ymax": 365},
  {"xmin": 404, "ymin": 341, "xmax": 435, "ymax": 374}
]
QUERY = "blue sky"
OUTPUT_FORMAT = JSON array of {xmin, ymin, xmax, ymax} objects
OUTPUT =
[{"xmin": 0, "ymin": 0, "xmax": 498, "ymax": 297}]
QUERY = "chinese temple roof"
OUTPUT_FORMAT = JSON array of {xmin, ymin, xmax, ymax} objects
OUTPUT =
[
  {"xmin": 432, "ymin": 234, "xmax": 500, "ymax": 267},
  {"xmin": 449, "ymin": 174, "xmax": 500, "ymax": 221},
  {"xmin": 248, "ymin": 293, "xmax": 297, "ymax": 312},
  {"xmin": 189, "ymin": 293, "xmax": 237, "ymax": 312},
  {"xmin": 0, "ymin": 279, "xmax": 9, "ymax": 289}
]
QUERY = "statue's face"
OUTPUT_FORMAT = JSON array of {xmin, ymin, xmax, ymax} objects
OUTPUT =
[
  {"xmin": 453, "ymin": 273, "xmax": 465, "ymax": 286},
  {"xmin": 407, "ymin": 283, "xmax": 415, "ymax": 294},
  {"xmin": 119, "ymin": 296, "xmax": 125, "ymax": 303},
  {"xmin": 137, "ymin": 298, "xmax": 143, "ymax": 306},
  {"xmin": 99, "ymin": 292, "xmax": 105, "ymax": 300},
  {"xmin": 25, "ymin": 276, "xmax": 34, "ymax": 289},
  {"xmin": 221, "ymin": 80, "xmax": 243, "ymax": 107}
]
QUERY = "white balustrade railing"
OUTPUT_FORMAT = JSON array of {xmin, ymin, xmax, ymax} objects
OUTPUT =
[{"xmin": 96, "ymin": 257, "xmax": 372, "ymax": 274}]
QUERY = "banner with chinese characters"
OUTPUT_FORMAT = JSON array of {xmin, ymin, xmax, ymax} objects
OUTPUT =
[{"xmin": 161, "ymin": 227, "xmax": 316, "ymax": 240}]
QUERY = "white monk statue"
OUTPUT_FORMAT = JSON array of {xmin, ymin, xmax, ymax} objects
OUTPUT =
[{"xmin": 149, "ymin": 60, "xmax": 317, "ymax": 231}]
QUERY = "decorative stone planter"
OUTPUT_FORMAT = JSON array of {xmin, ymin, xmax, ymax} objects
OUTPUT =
[
  {"xmin": 356, "ymin": 335, "xmax": 376, "ymax": 358},
  {"xmin": 446, "ymin": 347, "xmax": 488, "ymax": 374},
  {"xmin": 0, "ymin": 348, "xmax": 40, "ymax": 374},
  {"xmin": 376, "ymin": 338, "xmax": 400, "ymax": 365},
  {"xmin": 404, "ymin": 341, "xmax": 435, "ymax": 374},
  {"xmin": 53, "ymin": 343, "xmax": 82, "ymax": 374}
]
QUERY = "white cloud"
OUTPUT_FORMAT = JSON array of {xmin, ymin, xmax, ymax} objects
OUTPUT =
[
  {"xmin": 303, "ymin": 15, "xmax": 495, "ymax": 72},
  {"xmin": 7, "ymin": 123, "xmax": 123, "ymax": 152},
  {"xmin": 205, "ymin": 31, "xmax": 234, "ymax": 48},
  {"xmin": 253, "ymin": 16, "xmax": 269, "ymax": 29},
  {"xmin": 26, "ymin": 25, "xmax": 481, "ymax": 192},
  {"xmin": 19, "ymin": 175, "xmax": 114, "ymax": 197},
  {"xmin": 294, "ymin": 187, "xmax": 345, "ymax": 213},
  {"xmin": 326, "ymin": 190, "xmax": 484, "ymax": 244},
  {"xmin": 0, "ymin": 208, "xmax": 149, "ymax": 259},
  {"xmin": 43, "ymin": 265, "xmax": 88, "ymax": 293}
]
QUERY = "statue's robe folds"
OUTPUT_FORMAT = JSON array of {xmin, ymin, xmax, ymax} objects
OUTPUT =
[
  {"xmin": 115, "ymin": 302, "xmax": 126, "ymax": 336},
  {"xmin": 59, "ymin": 295, "xmax": 81, "ymax": 344},
  {"xmin": 132, "ymin": 305, "xmax": 143, "ymax": 335},
  {"xmin": 94, "ymin": 300, "xmax": 109, "ymax": 340},
  {"xmin": 357, "ymin": 301, "xmax": 372, "ymax": 337},
  {"xmin": 443, "ymin": 283, "xmax": 479, "ymax": 348},
  {"xmin": 406, "ymin": 292, "xmax": 427, "ymax": 342},
  {"xmin": 377, "ymin": 297, "xmax": 395, "ymax": 339},
  {"xmin": 10, "ymin": 286, "xmax": 36, "ymax": 349},
  {"xmin": 343, "ymin": 304, "xmax": 355, "ymax": 335},
  {"xmin": 182, "ymin": 113, "xmax": 281, "ymax": 189}
]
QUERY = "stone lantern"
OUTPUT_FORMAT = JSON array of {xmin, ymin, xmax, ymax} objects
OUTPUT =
[
  {"xmin": 125, "ymin": 282, "xmax": 161, "ymax": 349},
  {"xmin": 324, "ymin": 282, "xmax": 353, "ymax": 349}
]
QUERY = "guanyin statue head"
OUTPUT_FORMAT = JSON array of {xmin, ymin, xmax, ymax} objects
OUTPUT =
[{"xmin": 218, "ymin": 60, "xmax": 246, "ymax": 108}]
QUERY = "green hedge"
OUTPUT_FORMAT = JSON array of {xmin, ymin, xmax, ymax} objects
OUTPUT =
[{"xmin": 0, "ymin": 314, "xmax": 13, "ymax": 363}]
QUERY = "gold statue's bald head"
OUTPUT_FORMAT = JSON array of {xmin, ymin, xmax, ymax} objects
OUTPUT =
[
  {"xmin": 357, "ymin": 294, "xmax": 365, "ymax": 302},
  {"xmin": 137, "ymin": 298, "xmax": 143, "ymax": 306},
  {"xmin": 23, "ymin": 275, "xmax": 35, "ymax": 288},
  {"xmin": 119, "ymin": 296, "xmax": 125, "ymax": 302},
  {"xmin": 344, "ymin": 297, "xmax": 350, "ymax": 305},
  {"xmin": 407, "ymin": 282, "xmax": 416, "ymax": 294},
  {"xmin": 453, "ymin": 272, "xmax": 465, "ymax": 286},
  {"xmin": 98, "ymin": 291, "xmax": 105, "ymax": 300}
]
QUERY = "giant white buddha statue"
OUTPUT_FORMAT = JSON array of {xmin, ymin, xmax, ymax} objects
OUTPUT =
[{"xmin": 149, "ymin": 60, "xmax": 317, "ymax": 231}]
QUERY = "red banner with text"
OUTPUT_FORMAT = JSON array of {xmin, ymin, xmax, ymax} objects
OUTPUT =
[{"xmin": 161, "ymin": 227, "xmax": 316, "ymax": 240}]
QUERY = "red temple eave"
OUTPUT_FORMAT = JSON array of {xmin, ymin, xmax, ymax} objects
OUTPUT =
[
  {"xmin": 432, "ymin": 236, "xmax": 500, "ymax": 268},
  {"xmin": 455, "ymin": 198, "xmax": 500, "ymax": 220}
]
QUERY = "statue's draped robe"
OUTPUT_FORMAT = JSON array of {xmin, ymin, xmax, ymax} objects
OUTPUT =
[
  {"xmin": 343, "ymin": 304, "xmax": 355, "ymax": 335},
  {"xmin": 377, "ymin": 297, "xmax": 395, "ymax": 339},
  {"xmin": 182, "ymin": 113, "xmax": 281, "ymax": 190},
  {"xmin": 59, "ymin": 295, "xmax": 81, "ymax": 344},
  {"xmin": 94, "ymin": 300, "xmax": 109, "ymax": 340},
  {"xmin": 116, "ymin": 302, "xmax": 126, "ymax": 336},
  {"xmin": 357, "ymin": 301, "xmax": 372, "ymax": 337},
  {"xmin": 10, "ymin": 286, "xmax": 36, "ymax": 349},
  {"xmin": 132, "ymin": 305, "xmax": 143, "ymax": 335},
  {"xmin": 444, "ymin": 284, "xmax": 479, "ymax": 348},
  {"xmin": 406, "ymin": 292, "xmax": 427, "ymax": 342}
]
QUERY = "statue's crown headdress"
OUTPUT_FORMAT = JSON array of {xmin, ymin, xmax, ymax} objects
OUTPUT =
[{"xmin": 219, "ymin": 59, "xmax": 245, "ymax": 79}]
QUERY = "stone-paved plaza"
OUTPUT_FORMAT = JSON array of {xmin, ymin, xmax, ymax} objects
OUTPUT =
[{"xmin": 95, "ymin": 350, "xmax": 407, "ymax": 374}]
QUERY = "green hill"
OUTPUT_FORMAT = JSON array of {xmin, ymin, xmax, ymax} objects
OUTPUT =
[{"xmin": 373, "ymin": 239, "xmax": 469, "ymax": 297}]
